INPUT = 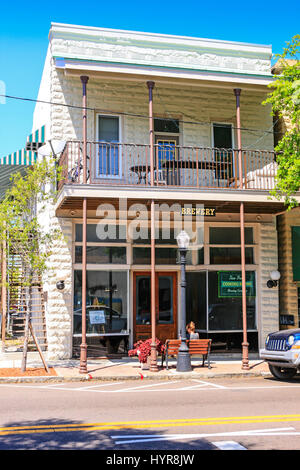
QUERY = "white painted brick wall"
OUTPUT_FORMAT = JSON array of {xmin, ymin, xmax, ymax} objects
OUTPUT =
[
  {"xmin": 49, "ymin": 65, "xmax": 274, "ymax": 152},
  {"xmin": 41, "ymin": 203, "xmax": 73, "ymax": 360},
  {"xmin": 33, "ymin": 54, "xmax": 276, "ymax": 359},
  {"xmin": 258, "ymin": 219, "xmax": 279, "ymax": 348}
]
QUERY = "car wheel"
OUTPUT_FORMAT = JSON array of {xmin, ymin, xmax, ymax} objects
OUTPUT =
[{"xmin": 269, "ymin": 364, "xmax": 297, "ymax": 380}]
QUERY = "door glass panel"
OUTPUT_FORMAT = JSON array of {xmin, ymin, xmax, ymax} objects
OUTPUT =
[
  {"xmin": 186, "ymin": 272, "xmax": 207, "ymax": 330},
  {"xmin": 158, "ymin": 276, "xmax": 173, "ymax": 324},
  {"xmin": 136, "ymin": 276, "xmax": 151, "ymax": 325},
  {"xmin": 156, "ymin": 140, "xmax": 176, "ymax": 169}
]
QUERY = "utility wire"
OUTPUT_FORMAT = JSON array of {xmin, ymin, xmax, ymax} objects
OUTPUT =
[
  {"xmin": 243, "ymin": 118, "xmax": 280, "ymax": 149},
  {"xmin": 0, "ymin": 92, "xmax": 281, "ymax": 135}
]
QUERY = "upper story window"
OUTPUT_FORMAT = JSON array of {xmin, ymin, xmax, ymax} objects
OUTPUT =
[
  {"xmin": 97, "ymin": 115, "xmax": 121, "ymax": 178},
  {"xmin": 212, "ymin": 123, "xmax": 234, "ymax": 181},
  {"xmin": 213, "ymin": 123, "xmax": 233, "ymax": 149}
]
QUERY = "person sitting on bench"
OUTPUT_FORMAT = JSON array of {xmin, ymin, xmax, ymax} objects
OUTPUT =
[{"xmin": 186, "ymin": 321, "xmax": 199, "ymax": 340}]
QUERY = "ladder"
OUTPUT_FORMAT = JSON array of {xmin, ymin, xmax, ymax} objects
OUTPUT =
[{"xmin": 7, "ymin": 256, "xmax": 48, "ymax": 351}]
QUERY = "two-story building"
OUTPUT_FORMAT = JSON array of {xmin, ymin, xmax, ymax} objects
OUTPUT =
[{"xmin": 24, "ymin": 22, "xmax": 296, "ymax": 370}]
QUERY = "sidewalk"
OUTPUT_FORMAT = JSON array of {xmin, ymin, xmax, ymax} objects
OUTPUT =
[{"xmin": 0, "ymin": 350, "xmax": 271, "ymax": 383}]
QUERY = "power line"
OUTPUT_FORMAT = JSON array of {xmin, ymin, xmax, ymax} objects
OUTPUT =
[{"xmin": 0, "ymin": 92, "xmax": 280, "ymax": 135}]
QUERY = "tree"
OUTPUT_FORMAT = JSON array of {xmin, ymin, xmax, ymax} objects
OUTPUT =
[
  {"xmin": 263, "ymin": 35, "xmax": 300, "ymax": 208},
  {"xmin": 0, "ymin": 157, "xmax": 62, "ymax": 370}
]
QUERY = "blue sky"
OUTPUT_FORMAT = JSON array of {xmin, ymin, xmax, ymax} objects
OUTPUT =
[{"xmin": 0, "ymin": 0, "xmax": 299, "ymax": 158}]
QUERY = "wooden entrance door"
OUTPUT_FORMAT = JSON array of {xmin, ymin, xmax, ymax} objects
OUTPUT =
[{"xmin": 133, "ymin": 272, "xmax": 177, "ymax": 344}]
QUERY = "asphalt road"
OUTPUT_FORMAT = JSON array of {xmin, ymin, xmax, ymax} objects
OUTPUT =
[{"xmin": 1, "ymin": 375, "xmax": 300, "ymax": 451}]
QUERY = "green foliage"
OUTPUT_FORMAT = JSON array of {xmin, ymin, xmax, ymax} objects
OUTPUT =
[
  {"xmin": 0, "ymin": 157, "xmax": 62, "ymax": 284},
  {"xmin": 263, "ymin": 35, "xmax": 300, "ymax": 208}
]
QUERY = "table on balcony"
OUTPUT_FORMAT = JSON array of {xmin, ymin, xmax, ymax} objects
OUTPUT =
[{"xmin": 161, "ymin": 159, "xmax": 234, "ymax": 187}]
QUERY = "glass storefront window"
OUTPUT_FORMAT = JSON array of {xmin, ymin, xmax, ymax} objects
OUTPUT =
[
  {"xmin": 75, "ymin": 224, "xmax": 126, "ymax": 243},
  {"xmin": 75, "ymin": 246, "xmax": 127, "ymax": 264},
  {"xmin": 208, "ymin": 271, "xmax": 256, "ymax": 331},
  {"xmin": 198, "ymin": 247, "xmax": 204, "ymax": 264},
  {"xmin": 156, "ymin": 248, "xmax": 178, "ymax": 265},
  {"xmin": 186, "ymin": 272, "xmax": 207, "ymax": 330},
  {"xmin": 210, "ymin": 247, "xmax": 254, "ymax": 265},
  {"xmin": 131, "ymin": 228, "xmax": 177, "ymax": 245},
  {"xmin": 209, "ymin": 227, "xmax": 253, "ymax": 245},
  {"xmin": 132, "ymin": 247, "xmax": 193, "ymax": 265},
  {"xmin": 73, "ymin": 270, "xmax": 128, "ymax": 334}
]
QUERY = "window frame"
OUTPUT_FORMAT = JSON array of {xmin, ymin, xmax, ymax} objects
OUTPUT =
[
  {"xmin": 95, "ymin": 113, "xmax": 122, "ymax": 179},
  {"xmin": 211, "ymin": 122, "xmax": 235, "ymax": 181}
]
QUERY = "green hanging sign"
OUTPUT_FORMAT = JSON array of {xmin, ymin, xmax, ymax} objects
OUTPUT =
[{"xmin": 218, "ymin": 271, "xmax": 256, "ymax": 298}]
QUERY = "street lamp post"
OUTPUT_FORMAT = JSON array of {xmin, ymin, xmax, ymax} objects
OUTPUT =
[{"xmin": 176, "ymin": 230, "xmax": 192, "ymax": 372}]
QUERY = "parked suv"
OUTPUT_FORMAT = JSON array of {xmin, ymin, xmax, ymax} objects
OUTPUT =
[{"xmin": 260, "ymin": 329, "xmax": 300, "ymax": 380}]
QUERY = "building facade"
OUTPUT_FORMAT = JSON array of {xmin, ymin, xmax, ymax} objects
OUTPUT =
[{"xmin": 28, "ymin": 23, "xmax": 297, "ymax": 362}]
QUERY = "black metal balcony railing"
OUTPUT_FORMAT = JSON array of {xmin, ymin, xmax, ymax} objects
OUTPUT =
[{"xmin": 57, "ymin": 141, "xmax": 277, "ymax": 191}]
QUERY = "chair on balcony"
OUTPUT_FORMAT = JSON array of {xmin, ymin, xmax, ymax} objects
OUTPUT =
[
  {"xmin": 245, "ymin": 161, "xmax": 278, "ymax": 190},
  {"xmin": 230, "ymin": 161, "xmax": 278, "ymax": 190},
  {"xmin": 147, "ymin": 169, "xmax": 167, "ymax": 185}
]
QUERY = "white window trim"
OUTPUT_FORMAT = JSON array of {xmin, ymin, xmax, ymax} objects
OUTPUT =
[
  {"xmin": 95, "ymin": 113, "xmax": 122, "ymax": 179},
  {"xmin": 211, "ymin": 122, "xmax": 235, "ymax": 149}
]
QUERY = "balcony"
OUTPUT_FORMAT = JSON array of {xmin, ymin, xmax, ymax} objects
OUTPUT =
[{"xmin": 57, "ymin": 141, "xmax": 277, "ymax": 192}]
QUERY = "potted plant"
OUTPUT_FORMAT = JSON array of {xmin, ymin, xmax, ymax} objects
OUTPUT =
[{"xmin": 128, "ymin": 338, "xmax": 165, "ymax": 369}]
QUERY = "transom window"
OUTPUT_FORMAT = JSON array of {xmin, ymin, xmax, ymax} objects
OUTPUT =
[{"xmin": 209, "ymin": 227, "xmax": 255, "ymax": 265}]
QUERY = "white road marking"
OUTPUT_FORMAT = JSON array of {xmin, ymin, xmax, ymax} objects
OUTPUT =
[
  {"xmin": 115, "ymin": 381, "xmax": 180, "ymax": 392},
  {"xmin": 111, "ymin": 427, "xmax": 296, "ymax": 445},
  {"xmin": 180, "ymin": 379, "xmax": 228, "ymax": 390},
  {"xmin": 40, "ymin": 383, "xmax": 68, "ymax": 388},
  {"xmin": 212, "ymin": 441, "xmax": 247, "ymax": 450},
  {"xmin": 1, "ymin": 381, "xmax": 300, "ymax": 394},
  {"xmin": 72, "ymin": 382, "xmax": 125, "ymax": 391}
]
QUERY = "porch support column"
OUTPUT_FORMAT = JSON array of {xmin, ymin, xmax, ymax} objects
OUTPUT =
[
  {"xmin": 79, "ymin": 75, "xmax": 89, "ymax": 374},
  {"xmin": 234, "ymin": 88, "xmax": 249, "ymax": 370},
  {"xmin": 147, "ymin": 80, "xmax": 158, "ymax": 372},
  {"xmin": 1, "ymin": 241, "xmax": 7, "ymax": 352}
]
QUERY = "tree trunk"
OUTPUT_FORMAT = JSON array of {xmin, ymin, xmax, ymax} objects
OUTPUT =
[{"xmin": 21, "ymin": 270, "xmax": 32, "ymax": 372}]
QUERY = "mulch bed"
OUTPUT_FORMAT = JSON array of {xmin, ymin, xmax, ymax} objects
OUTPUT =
[{"xmin": 0, "ymin": 368, "xmax": 57, "ymax": 377}]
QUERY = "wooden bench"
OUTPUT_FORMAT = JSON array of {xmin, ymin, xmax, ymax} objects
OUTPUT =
[{"xmin": 162, "ymin": 339, "xmax": 212, "ymax": 370}]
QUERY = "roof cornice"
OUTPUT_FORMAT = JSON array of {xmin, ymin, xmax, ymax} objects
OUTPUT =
[{"xmin": 49, "ymin": 22, "xmax": 272, "ymax": 60}]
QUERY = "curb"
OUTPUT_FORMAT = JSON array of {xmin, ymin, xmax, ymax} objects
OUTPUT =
[{"xmin": 0, "ymin": 370, "xmax": 272, "ymax": 384}]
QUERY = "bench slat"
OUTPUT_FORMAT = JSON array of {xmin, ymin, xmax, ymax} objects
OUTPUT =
[{"xmin": 163, "ymin": 338, "xmax": 212, "ymax": 370}]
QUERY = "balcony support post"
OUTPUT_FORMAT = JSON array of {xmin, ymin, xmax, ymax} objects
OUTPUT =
[
  {"xmin": 234, "ymin": 88, "xmax": 249, "ymax": 370},
  {"xmin": 79, "ymin": 75, "xmax": 89, "ymax": 374},
  {"xmin": 1, "ymin": 238, "xmax": 7, "ymax": 352},
  {"xmin": 147, "ymin": 80, "xmax": 158, "ymax": 372}
]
